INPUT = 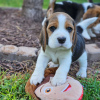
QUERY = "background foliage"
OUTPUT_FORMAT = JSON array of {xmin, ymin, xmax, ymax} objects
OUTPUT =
[{"xmin": 0, "ymin": 0, "xmax": 100, "ymax": 9}]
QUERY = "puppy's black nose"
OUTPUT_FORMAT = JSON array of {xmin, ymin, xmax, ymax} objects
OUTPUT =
[{"xmin": 57, "ymin": 37, "xmax": 66, "ymax": 44}]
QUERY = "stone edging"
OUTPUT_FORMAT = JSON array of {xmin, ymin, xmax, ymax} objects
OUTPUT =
[
  {"xmin": 0, "ymin": 44, "xmax": 38, "ymax": 62},
  {"xmin": 85, "ymin": 43, "xmax": 100, "ymax": 61},
  {"xmin": 0, "ymin": 43, "xmax": 100, "ymax": 62}
]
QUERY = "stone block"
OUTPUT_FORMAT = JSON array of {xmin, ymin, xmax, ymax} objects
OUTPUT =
[
  {"xmin": 0, "ymin": 44, "xmax": 3, "ymax": 48},
  {"xmin": 86, "ymin": 44, "xmax": 100, "ymax": 61},
  {"xmin": 0, "ymin": 45, "xmax": 38, "ymax": 62},
  {"xmin": 17, "ymin": 46, "xmax": 38, "ymax": 56},
  {"xmin": 0, "ymin": 45, "xmax": 18, "ymax": 54}
]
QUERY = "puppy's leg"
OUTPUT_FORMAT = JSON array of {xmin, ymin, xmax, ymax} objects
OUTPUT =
[
  {"xmin": 87, "ymin": 29, "xmax": 96, "ymax": 37},
  {"xmin": 30, "ymin": 51, "xmax": 50, "ymax": 85},
  {"xmin": 51, "ymin": 51, "xmax": 72, "ymax": 86},
  {"xmin": 76, "ymin": 51, "xmax": 87, "ymax": 78}
]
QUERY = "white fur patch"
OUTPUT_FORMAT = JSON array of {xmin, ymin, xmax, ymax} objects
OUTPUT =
[
  {"xmin": 93, "ymin": 23, "xmax": 100, "ymax": 34},
  {"xmin": 48, "ymin": 61, "xmax": 58, "ymax": 68},
  {"xmin": 76, "ymin": 51, "xmax": 87, "ymax": 78},
  {"xmin": 66, "ymin": 0, "xmax": 72, "ymax": 3},
  {"xmin": 30, "ymin": 48, "xmax": 50, "ymax": 85},
  {"xmin": 56, "ymin": 2, "xmax": 63, "ymax": 5},
  {"xmin": 82, "ymin": 2, "xmax": 93, "ymax": 13},
  {"xmin": 42, "ymin": 17, "xmax": 46, "ymax": 26},
  {"xmin": 82, "ymin": 29, "xmax": 91, "ymax": 40},
  {"xmin": 87, "ymin": 29, "xmax": 96, "ymax": 37},
  {"xmin": 50, "ymin": 49, "xmax": 72, "ymax": 86},
  {"xmin": 57, "ymin": 14, "xmax": 66, "ymax": 28}
]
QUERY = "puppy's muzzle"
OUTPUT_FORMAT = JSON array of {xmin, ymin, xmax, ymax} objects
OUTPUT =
[{"xmin": 57, "ymin": 37, "xmax": 66, "ymax": 44}]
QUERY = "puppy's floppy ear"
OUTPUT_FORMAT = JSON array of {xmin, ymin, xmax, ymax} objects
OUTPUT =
[
  {"xmin": 72, "ymin": 21, "xmax": 77, "ymax": 52},
  {"xmin": 47, "ymin": 8, "xmax": 53, "ymax": 18},
  {"xmin": 47, "ymin": 0, "xmax": 55, "ymax": 18},
  {"xmin": 39, "ymin": 19, "xmax": 48, "ymax": 52}
]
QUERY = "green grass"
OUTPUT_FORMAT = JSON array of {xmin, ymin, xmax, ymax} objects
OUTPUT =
[
  {"xmin": 0, "ymin": 70, "xmax": 100, "ymax": 100},
  {"xmin": 0, "ymin": 71, "xmax": 33, "ymax": 100},
  {"xmin": 0, "ymin": 0, "xmax": 100, "ymax": 9},
  {"xmin": 79, "ymin": 78, "xmax": 100, "ymax": 100},
  {"xmin": 43, "ymin": 0, "xmax": 100, "ymax": 9},
  {"xmin": 0, "ymin": 0, "xmax": 23, "ymax": 8}
]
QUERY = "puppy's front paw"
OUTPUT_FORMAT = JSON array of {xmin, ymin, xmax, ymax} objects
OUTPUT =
[
  {"xmin": 76, "ymin": 70, "xmax": 87, "ymax": 78},
  {"xmin": 30, "ymin": 73, "xmax": 44, "ymax": 85},
  {"xmin": 51, "ymin": 75, "xmax": 66, "ymax": 86}
]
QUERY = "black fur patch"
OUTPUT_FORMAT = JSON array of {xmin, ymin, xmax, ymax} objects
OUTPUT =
[
  {"xmin": 94, "ymin": 3, "xmax": 100, "ymax": 6},
  {"xmin": 87, "ymin": 4, "xmax": 94, "ymax": 10},
  {"xmin": 45, "ymin": 20, "xmax": 49, "ymax": 45},
  {"xmin": 72, "ymin": 33, "xmax": 85, "ymax": 62},
  {"xmin": 76, "ymin": 26, "xmax": 83, "ymax": 34},
  {"xmin": 54, "ymin": 2, "xmax": 83, "ymax": 20}
]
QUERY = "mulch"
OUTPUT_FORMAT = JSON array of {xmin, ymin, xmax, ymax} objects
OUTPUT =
[
  {"xmin": 0, "ymin": 8, "xmax": 42, "ymax": 49},
  {"xmin": 0, "ymin": 8, "xmax": 100, "ymax": 48},
  {"xmin": 0, "ymin": 59, "xmax": 100, "ymax": 81},
  {"xmin": 0, "ymin": 8, "xmax": 100, "ymax": 81}
]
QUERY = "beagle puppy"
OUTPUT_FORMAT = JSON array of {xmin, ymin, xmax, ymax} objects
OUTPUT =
[
  {"xmin": 30, "ymin": 12, "xmax": 87, "ymax": 86},
  {"xmin": 42, "ymin": 0, "xmax": 100, "ymax": 25},
  {"xmin": 83, "ymin": 5, "xmax": 100, "ymax": 39}
]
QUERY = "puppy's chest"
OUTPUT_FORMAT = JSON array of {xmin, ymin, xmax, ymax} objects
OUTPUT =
[
  {"xmin": 47, "ymin": 50, "xmax": 67, "ymax": 64},
  {"xmin": 50, "ymin": 52, "xmax": 59, "ymax": 63}
]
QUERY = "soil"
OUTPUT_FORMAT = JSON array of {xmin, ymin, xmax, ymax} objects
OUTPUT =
[
  {"xmin": 0, "ymin": 8, "xmax": 42, "ymax": 49},
  {"xmin": 0, "ymin": 8, "xmax": 100, "ymax": 81},
  {"xmin": 0, "ymin": 59, "xmax": 100, "ymax": 81}
]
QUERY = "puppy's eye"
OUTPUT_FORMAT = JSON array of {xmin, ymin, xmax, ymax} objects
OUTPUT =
[
  {"xmin": 45, "ymin": 88, "xmax": 51, "ymax": 93},
  {"xmin": 49, "ymin": 26, "xmax": 56, "ymax": 32},
  {"xmin": 66, "ymin": 27, "xmax": 73, "ymax": 33}
]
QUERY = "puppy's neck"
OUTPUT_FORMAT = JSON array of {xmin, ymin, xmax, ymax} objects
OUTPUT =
[{"xmin": 46, "ymin": 45, "xmax": 71, "ymax": 52}]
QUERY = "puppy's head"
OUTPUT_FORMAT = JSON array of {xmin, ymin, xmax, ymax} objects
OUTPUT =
[{"xmin": 40, "ymin": 12, "xmax": 76, "ymax": 52}]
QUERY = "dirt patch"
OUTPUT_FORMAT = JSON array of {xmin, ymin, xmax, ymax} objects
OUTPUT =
[
  {"xmin": 0, "ymin": 59, "xmax": 100, "ymax": 81},
  {"xmin": 0, "ymin": 8, "xmax": 42, "ymax": 49},
  {"xmin": 0, "ymin": 60, "xmax": 35, "ymax": 75},
  {"xmin": 69, "ymin": 62, "xmax": 100, "ymax": 81},
  {"xmin": 85, "ymin": 36, "xmax": 100, "ymax": 44}
]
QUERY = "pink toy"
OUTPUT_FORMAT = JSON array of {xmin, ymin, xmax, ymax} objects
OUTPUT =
[
  {"xmin": 35, "ymin": 75, "xmax": 83, "ymax": 100},
  {"xmin": 25, "ymin": 67, "xmax": 83, "ymax": 100}
]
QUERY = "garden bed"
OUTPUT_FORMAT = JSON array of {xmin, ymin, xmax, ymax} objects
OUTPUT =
[
  {"xmin": 0, "ymin": 8, "xmax": 42, "ymax": 49},
  {"xmin": 0, "ymin": 8, "xmax": 100, "ymax": 79},
  {"xmin": 0, "ymin": 8, "xmax": 100, "ymax": 48},
  {"xmin": 0, "ymin": 8, "xmax": 100, "ymax": 100}
]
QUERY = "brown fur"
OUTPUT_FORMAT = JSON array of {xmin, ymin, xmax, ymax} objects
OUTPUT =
[
  {"xmin": 25, "ymin": 78, "xmax": 38, "ymax": 99},
  {"xmin": 83, "ymin": 5, "xmax": 100, "ymax": 28},
  {"xmin": 72, "ymin": 22, "xmax": 77, "ymax": 52},
  {"xmin": 83, "ymin": 5, "xmax": 100, "ymax": 20},
  {"xmin": 39, "ymin": 20, "xmax": 48, "ymax": 52},
  {"xmin": 47, "ymin": 16, "xmax": 58, "ymax": 36},
  {"xmin": 47, "ymin": 0, "xmax": 56, "ymax": 17}
]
